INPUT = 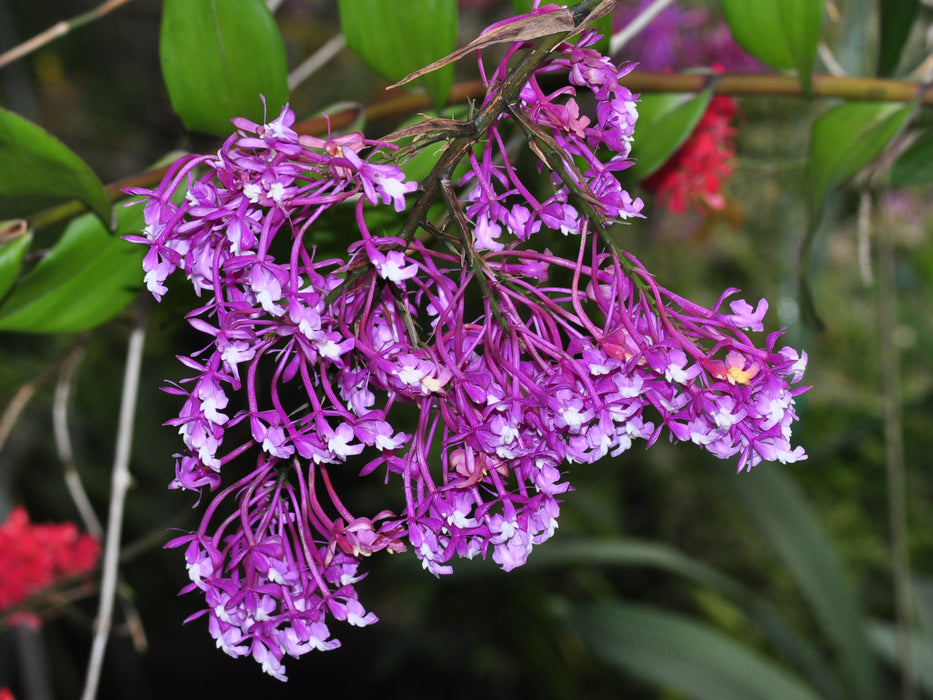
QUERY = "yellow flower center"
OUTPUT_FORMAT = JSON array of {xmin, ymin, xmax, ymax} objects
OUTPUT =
[{"xmin": 727, "ymin": 363, "xmax": 759, "ymax": 385}]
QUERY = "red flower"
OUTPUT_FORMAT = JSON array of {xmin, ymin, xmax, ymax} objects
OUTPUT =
[
  {"xmin": 0, "ymin": 506, "xmax": 100, "ymax": 627},
  {"xmin": 641, "ymin": 95, "xmax": 738, "ymax": 215}
]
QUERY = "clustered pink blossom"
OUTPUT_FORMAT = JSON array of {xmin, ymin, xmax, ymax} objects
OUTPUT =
[{"xmin": 126, "ymin": 7, "xmax": 807, "ymax": 681}]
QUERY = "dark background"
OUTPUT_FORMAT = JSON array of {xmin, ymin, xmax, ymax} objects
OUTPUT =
[{"xmin": 1, "ymin": 1, "xmax": 932, "ymax": 697}]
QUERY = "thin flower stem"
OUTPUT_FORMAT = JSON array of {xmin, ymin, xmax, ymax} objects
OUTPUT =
[
  {"xmin": 0, "ymin": 0, "xmax": 135, "ymax": 70},
  {"xmin": 81, "ymin": 318, "xmax": 146, "ymax": 700}
]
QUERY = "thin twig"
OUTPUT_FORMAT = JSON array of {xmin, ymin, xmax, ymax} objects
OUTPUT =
[
  {"xmin": 81, "ymin": 320, "xmax": 146, "ymax": 700},
  {"xmin": 53, "ymin": 342, "xmax": 148, "ymax": 653},
  {"xmin": 609, "ymin": 0, "xmax": 675, "ymax": 54},
  {"xmin": 0, "ymin": 365, "xmax": 57, "ymax": 457},
  {"xmin": 53, "ymin": 343, "xmax": 103, "ymax": 538},
  {"xmin": 857, "ymin": 190, "xmax": 873, "ymax": 286},
  {"xmin": 22, "ymin": 68, "xmax": 933, "ymax": 235},
  {"xmin": 0, "ymin": 0, "xmax": 135, "ymax": 71},
  {"xmin": 289, "ymin": 34, "xmax": 346, "ymax": 91},
  {"xmin": 619, "ymin": 71, "xmax": 933, "ymax": 104},
  {"xmin": 818, "ymin": 41, "xmax": 848, "ymax": 77}
]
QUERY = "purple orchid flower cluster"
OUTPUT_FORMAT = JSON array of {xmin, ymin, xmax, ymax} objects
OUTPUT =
[
  {"xmin": 463, "ymin": 24, "xmax": 644, "ymax": 248},
  {"xmin": 127, "ymin": 10, "xmax": 808, "ymax": 682}
]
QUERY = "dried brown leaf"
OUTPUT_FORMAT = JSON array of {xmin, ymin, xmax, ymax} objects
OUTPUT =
[
  {"xmin": 568, "ymin": 0, "xmax": 617, "ymax": 39},
  {"xmin": 388, "ymin": 7, "xmax": 575, "ymax": 89},
  {"xmin": 381, "ymin": 117, "xmax": 475, "ymax": 143}
]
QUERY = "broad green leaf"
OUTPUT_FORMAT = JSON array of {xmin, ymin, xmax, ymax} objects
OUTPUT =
[
  {"xmin": 890, "ymin": 128, "xmax": 933, "ymax": 186},
  {"xmin": 0, "ymin": 202, "xmax": 146, "ymax": 333},
  {"xmin": 0, "ymin": 226, "xmax": 32, "ymax": 301},
  {"xmin": 567, "ymin": 601, "xmax": 822, "ymax": 700},
  {"xmin": 806, "ymin": 102, "xmax": 911, "ymax": 219},
  {"xmin": 339, "ymin": 0, "xmax": 457, "ymax": 107},
  {"xmin": 160, "ymin": 0, "xmax": 289, "ymax": 136},
  {"xmin": 720, "ymin": 0, "xmax": 822, "ymax": 91},
  {"xmin": 878, "ymin": 0, "xmax": 919, "ymax": 77},
  {"xmin": 529, "ymin": 539, "xmax": 847, "ymax": 700},
  {"xmin": 725, "ymin": 467, "xmax": 883, "ymax": 700},
  {"xmin": 628, "ymin": 90, "xmax": 713, "ymax": 181},
  {"xmin": 0, "ymin": 108, "xmax": 111, "ymax": 228}
]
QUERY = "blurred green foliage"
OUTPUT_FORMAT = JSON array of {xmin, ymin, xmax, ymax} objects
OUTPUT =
[{"xmin": 0, "ymin": 0, "xmax": 932, "ymax": 698}]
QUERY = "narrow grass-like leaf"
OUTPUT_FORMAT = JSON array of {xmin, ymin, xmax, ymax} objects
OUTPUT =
[
  {"xmin": 720, "ymin": 0, "xmax": 822, "ymax": 91},
  {"xmin": 725, "ymin": 467, "xmax": 883, "ymax": 700},
  {"xmin": 0, "ymin": 108, "xmax": 111, "ymax": 228},
  {"xmin": 0, "ymin": 202, "xmax": 145, "ymax": 333},
  {"xmin": 340, "ymin": 0, "xmax": 457, "ymax": 106},
  {"xmin": 867, "ymin": 622, "xmax": 933, "ymax": 694},
  {"xmin": 529, "ymin": 539, "xmax": 846, "ymax": 700},
  {"xmin": 567, "ymin": 600, "xmax": 822, "ymax": 700},
  {"xmin": 160, "ymin": 0, "xmax": 288, "ymax": 136},
  {"xmin": 628, "ymin": 90, "xmax": 713, "ymax": 181}
]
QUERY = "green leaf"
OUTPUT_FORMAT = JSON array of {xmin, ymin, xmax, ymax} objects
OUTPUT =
[
  {"xmin": 567, "ymin": 601, "xmax": 823, "ymax": 700},
  {"xmin": 877, "ymin": 0, "xmax": 919, "ymax": 77},
  {"xmin": 720, "ymin": 0, "xmax": 822, "ymax": 91},
  {"xmin": 890, "ymin": 128, "xmax": 933, "ymax": 186},
  {"xmin": 528, "ymin": 539, "xmax": 847, "ymax": 700},
  {"xmin": 0, "ymin": 108, "xmax": 111, "ymax": 228},
  {"xmin": 725, "ymin": 467, "xmax": 883, "ymax": 700},
  {"xmin": 160, "ymin": 0, "xmax": 289, "ymax": 136},
  {"xmin": 628, "ymin": 90, "xmax": 713, "ymax": 181},
  {"xmin": 806, "ymin": 101, "xmax": 911, "ymax": 218},
  {"xmin": 799, "ymin": 101, "xmax": 909, "ymax": 329},
  {"xmin": 0, "ymin": 226, "xmax": 32, "ymax": 301},
  {"xmin": 0, "ymin": 201, "xmax": 146, "ymax": 333},
  {"xmin": 339, "ymin": 0, "xmax": 457, "ymax": 107}
]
